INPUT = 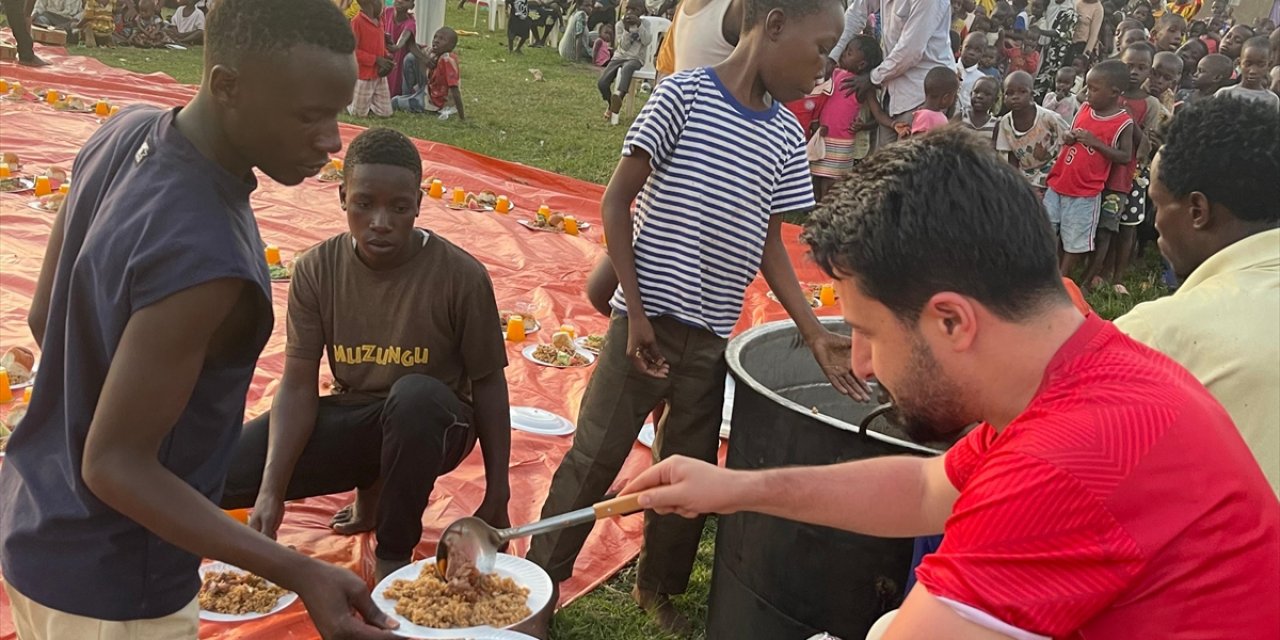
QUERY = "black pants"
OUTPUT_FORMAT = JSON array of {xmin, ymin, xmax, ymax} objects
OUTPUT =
[
  {"xmin": 221, "ymin": 374, "xmax": 476, "ymax": 561},
  {"xmin": 1, "ymin": 0, "xmax": 35, "ymax": 60},
  {"xmin": 598, "ymin": 58, "xmax": 642, "ymax": 102}
]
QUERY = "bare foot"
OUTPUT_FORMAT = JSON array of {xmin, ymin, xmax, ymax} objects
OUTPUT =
[
  {"xmin": 18, "ymin": 55, "xmax": 50, "ymax": 67},
  {"xmin": 330, "ymin": 502, "xmax": 376, "ymax": 535}
]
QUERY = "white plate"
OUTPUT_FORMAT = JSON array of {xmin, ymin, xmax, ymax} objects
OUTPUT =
[
  {"xmin": 0, "ymin": 178, "xmax": 34, "ymax": 193},
  {"xmin": 720, "ymin": 374, "xmax": 734, "ymax": 439},
  {"xmin": 197, "ymin": 561, "xmax": 298, "ymax": 622},
  {"xmin": 521, "ymin": 344, "xmax": 595, "ymax": 369},
  {"xmin": 573, "ymin": 335, "xmax": 605, "ymax": 354},
  {"xmin": 638, "ymin": 422, "xmax": 655, "ymax": 448},
  {"xmin": 510, "ymin": 406, "xmax": 575, "ymax": 436},
  {"xmin": 26, "ymin": 200, "xmax": 60, "ymax": 213},
  {"xmin": 372, "ymin": 555, "xmax": 552, "ymax": 639},
  {"xmin": 9, "ymin": 365, "xmax": 36, "ymax": 392},
  {"xmin": 516, "ymin": 219, "xmax": 592, "ymax": 233},
  {"xmin": 499, "ymin": 315, "xmax": 540, "ymax": 336}
]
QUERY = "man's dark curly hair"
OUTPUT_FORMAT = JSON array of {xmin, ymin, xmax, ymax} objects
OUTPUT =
[
  {"xmin": 1156, "ymin": 97, "xmax": 1280, "ymax": 223},
  {"xmin": 206, "ymin": 0, "xmax": 355, "ymax": 70},
  {"xmin": 801, "ymin": 128, "xmax": 1066, "ymax": 324},
  {"xmin": 345, "ymin": 127, "xmax": 423, "ymax": 183},
  {"xmin": 745, "ymin": 0, "xmax": 841, "ymax": 28}
]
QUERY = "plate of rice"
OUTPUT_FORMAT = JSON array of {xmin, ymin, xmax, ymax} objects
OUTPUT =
[
  {"xmin": 372, "ymin": 554, "xmax": 552, "ymax": 638},
  {"xmin": 197, "ymin": 562, "xmax": 297, "ymax": 622}
]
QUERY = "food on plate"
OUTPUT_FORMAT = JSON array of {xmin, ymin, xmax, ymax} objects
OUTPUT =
[
  {"xmin": 198, "ymin": 570, "xmax": 288, "ymax": 615},
  {"xmin": 464, "ymin": 192, "xmax": 484, "ymax": 210},
  {"xmin": 579, "ymin": 334, "xmax": 605, "ymax": 353},
  {"xmin": 0, "ymin": 177, "xmax": 25, "ymax": 192},
  {"xmin": 475, "ymin": 190, "xmax": 498, "ymax": 207},
  {"xmin": 52, "ymin": 96, "xmax": 91, "ymax": 112},
  {"xmin": 268, "ymin": 262, "xmax": 291, "ymax": 280},
  {"xmin": 35, "ymin": 191, "xmax": 65, "ymax": 212},
  {"xmin": 317, "ymin": 159, "xmax": 343, "ymax": 182},
  {"xmin": 551, "ymin": 331, "xmax": 574, "ymax": 350},
  {"xmin": 383, "ymin": 564, "xmax": 530, "ymax": 629},
  {"xmin": 527, "ymin": 211, "xmax": 587, "ymax": 233},
  {"xmin": 766, "ymin": 283, "xmax": 836, "ymax": 308},
  {"xmin": 499, "ymin": 311, "xmax": 538, "ymax": 333},
  {"xmin": 532, "ymin": 343, "xmax": 589, "ymax": 368},
  {"xmin": 46, "ymin": 167, "xmax": 68, "ymax": 183},
  {"xmin": 2, "ymin": 347, "xmax": 35, "ymax": 387},
  {"xmin": 2, "ymin": 152, "xmax": 20, "ymax": 167}
]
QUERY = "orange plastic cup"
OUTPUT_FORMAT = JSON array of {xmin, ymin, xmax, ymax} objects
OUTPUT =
[
  {"xmin": 23, "ymin": 387, "xmax": 32, "ymax": 403},
  {"xmin": 495, "ymin": 196, "xmax": 511, "ymax": 214},
  {"xmin": 45, "ymin": 89, "xmax": 59, "ymax": 104},
  {"xmin": 0, "ymin": 163, "xmax": 10, "ymax": 179},
  {"xmin": 58, "ymin": 184, "xmax": 69, "ymax": 195},
  {"xmin": 0, "ymin": 79, "xmax": 9, "ymax": 94},
  {"xmin": 224, "ymin": 508, "xmax": 251, "ymax": 524},
  {"xmin": 563, "ymin": 216, "xmax": 579, "ymax": 236},
  {"xmin": 94, "ymin": 100, "xmax": 110, "ymax": 117},
  {"xmin": 505, "ymin": 315, "xmax": 526, "ymax": 342},
  {"xmin": 34, "ymin": 176, "xmax": 52, "ymax": 197},
  {"xmin": 264, "ymin": 245, "xmax": 281, "ymax": 265},
  {"xmin": 558, "ymin": 324, "xmax": 577, "ymax": 339},
  {"xmin": 109, "ymin": 105, "xmax": 120, "ymax": 117},
  {"xmin": 428, "ymin": 179, "xmax": 444, "ymax": 199},
  {"xmin": 819, "ymin": 284, "xmax": 836, "ymax": 307},
  {"xmin": 0, "ymin": 369, "xmax": 12, "ymax": 404},
  {"xmin": 452, "ymin": 187, "xmax": 466, "ymax": 204}
]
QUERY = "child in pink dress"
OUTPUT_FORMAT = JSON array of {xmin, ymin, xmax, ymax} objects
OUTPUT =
[
  {"xmin": 592, "ymin": 23, "xmax": 614, "ymax": 67},
  {"xmin": 810, "ymin": 35, "xmax": 882, "ymax": 200}
]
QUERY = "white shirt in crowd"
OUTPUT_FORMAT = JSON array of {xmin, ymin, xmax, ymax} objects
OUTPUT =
[
  {"xmin": 33, "ymin": 0, "xmax": 83, "ymax": 20},
  {"xmin": 829, "ymin": 0, "xmax": 868, "ymax": 62},
  {"xmin": 671, "ymin": 0, "xmax": 736, "ymax": 72},
  {"xmin": 871, "ymin": 0, "xmax": 954, "ymax": 116},
  {"xmin": 171, "ymin": 5, "xmax": 205, "ymax": 33}
]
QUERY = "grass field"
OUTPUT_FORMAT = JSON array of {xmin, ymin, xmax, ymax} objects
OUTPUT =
[{"xmin": 60, "ymin": 7, "xmax": 1168, "ymax": 638}]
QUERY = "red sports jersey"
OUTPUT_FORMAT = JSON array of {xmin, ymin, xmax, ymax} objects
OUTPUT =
[
  {"xmin": 916, "ymin": 314, "xmax": 1280, "ymax": 639},
  {"xmin": 1103, "ymin": 95, "xmax": 1150, "ymax": 191},
  {"xmin": 1046, "ymin": 104, "xmax": 1132, "ymax": 197}
]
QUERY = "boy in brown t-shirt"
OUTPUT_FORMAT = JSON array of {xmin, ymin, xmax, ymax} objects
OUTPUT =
[{"xmin": 221, "ymin": 128, "xmax": 512, "ymax": 580}]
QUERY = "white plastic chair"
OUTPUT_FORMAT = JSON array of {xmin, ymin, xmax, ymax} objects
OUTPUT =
[
  {"xmin": 619, "ymin": 15, "xmax": 670, "ymax": 114},
  {"xmin": 473, "ymin": 0, "xmax": 506, "ymax": 31}
]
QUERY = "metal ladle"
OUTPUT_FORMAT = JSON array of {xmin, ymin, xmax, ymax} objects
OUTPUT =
[{"xmin": 435, "ymin": 494, "xmax": 644, "ymax": 579}]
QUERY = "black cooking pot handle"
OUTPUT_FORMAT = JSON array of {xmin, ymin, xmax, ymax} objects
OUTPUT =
[{"xmin": 856, "ymin": 402, "xmax": 895, "ymax": 438}]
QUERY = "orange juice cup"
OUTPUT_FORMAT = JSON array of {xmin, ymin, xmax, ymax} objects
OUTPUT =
[
  {"xmin": 0, "ymin": 369, "xmax": 11, "ymax": 403},
  {"xmin": 452, "ymin": 187, "xmax": 465, "ymax": 204},
  {"xmin": 264, "ymin": 245, "xmax": 282, "ymax": 265},
  {"xmin": 505, "ymin": 315, "xmax": 526, "ymax": 342},
  {"xmin": 537, "ymin": 205, "xmax": 551, "ymax": 217},
  {"xmin": 428, "ymin": 179, "xmax": 444, "ymax": 198},
  {"xmin": 0, "ymin": 79, "xmax": 9, "ymax": 94},
  {"xmin": 58, "ymin": 184, "xmax": 69, "ymax": 195},
  {"xmin": 563, "ymin": 216, "xmax": 579, "ymax": 236},
  {"xmin": 45, "ymin": 89, "xmax": 59, "ymax": 104},
  {"xmin": 558, "ymin": 324, "xmax": 577, "ymax": 339},
  {"xmin": 495, "ymin": 196, "xmax": 511, "ymax": 213},
  {"xmin": 109, "ymin": 105, "xmax": 120, "ymax": 117},
  {"xmin": 224, "ymin": 508, "xmax": 251, "ymax": 524},
  {"xmin": 819, "ymin": 284, "xmax": 836, "ymax": 307},
  {"xmin": 34, "ymin": 176, "xmax": 52, "ymax": 197},
  {"xmin": 23, "ymin": 387, "xmax": 32, "ymax": 403},
  {"xmin": 0, "ymin": 163, "xmax": 10, "ymax": 179},
  {"xmin": 94, "ymin": 99, "xmax": 110, "ymax": 117}
]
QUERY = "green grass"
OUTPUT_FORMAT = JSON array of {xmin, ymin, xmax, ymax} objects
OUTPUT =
[{"xmin": 68, "ymin": 9, "xmax": 1167, "ymax": 637}]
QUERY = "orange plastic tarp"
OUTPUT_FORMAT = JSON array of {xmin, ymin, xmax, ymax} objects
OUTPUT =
[{"xmin": 0, "ymin": 44, "xmax": 840, "ymax": 639}]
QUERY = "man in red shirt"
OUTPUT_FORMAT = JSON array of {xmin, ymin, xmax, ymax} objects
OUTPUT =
[
  {"xmin": 393, "ymin": 27, "xmax": 465, "ymax": 121},
  {"xmin": 621, "ymin": 128, "xmax": 1280, "ymax": 639}
]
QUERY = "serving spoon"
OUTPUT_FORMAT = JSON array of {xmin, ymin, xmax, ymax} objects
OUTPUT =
[{"xmin": 436, "ymin": 494, "xmax": 644, "ymax": 580}]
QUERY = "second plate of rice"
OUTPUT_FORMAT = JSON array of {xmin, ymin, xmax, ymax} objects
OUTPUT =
[{"xmin": 372, "ymin": 554, "xmax": 552, "ymax": 638}]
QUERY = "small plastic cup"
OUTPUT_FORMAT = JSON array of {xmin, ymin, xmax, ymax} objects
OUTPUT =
[
  {"xmin": 264, "ymin": 245, "xmax": 281, "ymax": 266},
  {"xmin": 0, "ymin": 369, "xmax": 12, "ymax": 404},
  {"xmin": 0, "ymin": 79, "xmax": 9, "ymax": 94},
  {"xmin": 0, "ymin": 163, "xmax": 9, "ymax": 179},
  {"xmin": 45, "ymin": 89, "xmax": 59, "ymax": 104},
  {"xmin": 819, "ymin": 284, "xmax": 836, "ymax": 307},
  {"xmin": 58, "ymin": 183, "xmax": 69, "ymax": 195},
  {"xmin": 109, "ymin": 105, "xmax": 120, "ymax": 117},
  {"xmin": 94, "ymin": 99, "xmax": 110, "ymax": 117},
  {"xmin": 428, "ymin": 179, "xmax": 444, "ymax": 198},
  {"xmin": 23, "ymin": 387, "xmax": 32, "ymax": 403},
  {"xmin": 224, "ymin": 508, "xmax": 251, "ymax": 524},
  {"xmin": 34, "ymin": 176, "xmax": 52, "ymax": 197},
  {"xmin": 495, "ymin": 196, "xmax": 511, "ymax": 213},
  {"xmin": 452, "ymin": 187, "xmax": 466, "ymax": 204},
  {"xmin": 505, "ymin": 315, "xmax": 526, "ymax": 342},
  {"xmin": 563, "ymin": 216, "xmax": 579, "ymax": 236}
]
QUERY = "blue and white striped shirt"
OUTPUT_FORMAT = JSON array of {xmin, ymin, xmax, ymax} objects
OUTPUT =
[{"xmin": 609, "ymin": 67, "xmax": 816, "ymax": 338}]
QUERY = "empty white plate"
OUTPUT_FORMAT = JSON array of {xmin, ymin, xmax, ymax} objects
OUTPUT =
[
  {"xmin": 510, "ymin": 406, "xmax": 575, "ymax": 436},
  {"xmin": 638, "ymin": 422, "xmax": 656, "ymax": 448}
]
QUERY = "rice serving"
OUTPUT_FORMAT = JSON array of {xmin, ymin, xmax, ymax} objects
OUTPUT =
[
  {"xmin": 384, "ymin": 564, "xmax": 531, "ymax": 629},
  {"xmin": 199, "ymin": 570, "xmax": 287, "ymax": 615}
]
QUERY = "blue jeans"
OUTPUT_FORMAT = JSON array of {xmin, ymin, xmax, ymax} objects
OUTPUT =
[{"xmin": 393, "ymin": 52, "xmax": 430, "ymax": 113}]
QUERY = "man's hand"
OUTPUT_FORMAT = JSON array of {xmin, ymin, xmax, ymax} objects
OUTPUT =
[
  {"xmin": 1062, "ymin": 129, "xmax": 1077, "ymax": 145},
  {"xmin": 375, "ymin": 56, "xmax": 395, "ymax": 77},
  {"xmin": 295, "ymin": 562, "xmax": 401, "ymax": 640},
  {"xmin": 808, "ymin": 331, "xmax": 870, "ymax": 401},
  {"xmin": 843, "ymin": 72, "xmax": 874, "ymax": 98},
  {"xmin": 621, "ymin": 456, "xmax": 743, "ymax": 518},
  {"xmin": 626, "ymin": 315, "xmax": 669, "ymax": 378},
  {"xmin": 249, "ymin": 494, "xmax": 286, "ymax": 540}
]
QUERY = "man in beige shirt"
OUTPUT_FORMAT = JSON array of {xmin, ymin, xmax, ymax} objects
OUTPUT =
[{"xmin": 1115, "ymin": 96, "xmax": 1279, "ymax": 496}]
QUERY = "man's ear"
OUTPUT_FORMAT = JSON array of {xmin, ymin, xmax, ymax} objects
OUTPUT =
[
  {"xmin": 920, "ymin": 292, "xmax": 979, "ymax": 352},
  {"xmin": 339, "ymin": 181, "xmax": 348, "ymax": 210},
  {"xmin": 207, "ymin": 64, "xmax": 240, "ymax": 110},
  {"xmin": 764, "ymin": 7, "xmax": 788, "ymax": 40},
  {"xmin": 1187, "ymin": 191, "xmax": 1213, "ymax": 230}
]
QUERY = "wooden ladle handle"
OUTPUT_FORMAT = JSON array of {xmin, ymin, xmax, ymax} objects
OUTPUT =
[{"xmin": 593, "ymin": 493, "xmax": 644, "ymax": 519}]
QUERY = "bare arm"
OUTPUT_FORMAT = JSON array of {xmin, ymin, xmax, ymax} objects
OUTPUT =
[
  {"xmin": 1077, "ymin": 122, "xmax": 1133, "ymax": 164},
  {"xmin": 449, "ymin": 86, "xmax": 465, "ymax": 120},
  {"xmin": 81, "ymin": 279, "xmax": 397, "ymax": 639},
  {"xmin": 883, "ymin": 584, "xmax": 1020, "ymax": 639},
  {"xmin": 760, "ymin": 218, "xmax": 868, "ymax": 400},
  {"xmin": 247, "ymin": 354, "xmax": 321, "ymax": 539},
  {"xmin": 603, "ymin": 152, "xmax": 669, "ymax": 377},
  {"xmin": 469, "ymin": 369, "xmax": 511, "ymax": 528},
  {"xmin": 622, "ymin": 453, "xmax": 957, "ymax": 538},
  {"xmin": 28, "ymin": 199, "xmax": 67, "ymax": 347}
]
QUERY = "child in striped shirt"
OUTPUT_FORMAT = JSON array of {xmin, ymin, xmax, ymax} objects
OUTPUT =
[{"xmin": 527, "ymin": 0, "xmax": 867, "ymax": 631}]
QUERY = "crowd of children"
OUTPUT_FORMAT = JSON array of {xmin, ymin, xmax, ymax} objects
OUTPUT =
[
  {"xmin": 31, "ymin": 0, "xmax": 207, "ymax": 48},
  {"xmin": 795, "ymin": 0, "xmax": 1280, "ymax": 293}
]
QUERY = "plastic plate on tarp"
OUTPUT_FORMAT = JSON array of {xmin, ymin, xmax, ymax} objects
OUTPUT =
[
  {"xmin": 197, "ymin": 562, "xmax": 298, "ymax": 622},
  {"xmin": 510, "ymin": 406, "xmax": 575, "ymax": 436},
  {"xmin": 371, "ymin": 554, "xmax": 551, "ymax": 639},
  {"xmin": 638, "ymin": 422, "xmax": 655, "ymax": 448}
]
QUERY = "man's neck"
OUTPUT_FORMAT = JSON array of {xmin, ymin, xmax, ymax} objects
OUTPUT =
[
  {"xmin": 713, "ymin": 37, "xmax": 769, "ymax": 110},
  {"xmin": 174, "ymin": 92, "xmax": 253, "ymax": 180},
  {"xmin": 977, "ymin": 305, "xmax": 1087, "ymax": 430}
]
